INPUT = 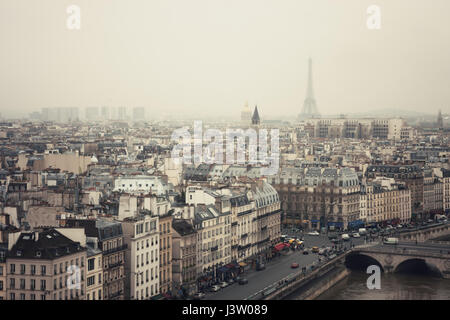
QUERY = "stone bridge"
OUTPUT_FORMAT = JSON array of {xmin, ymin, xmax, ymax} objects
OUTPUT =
[
  {"xmin": 396, "ymin": 223, "xmax": 450, "ymax": 242},
  {"xmin": 348, "ymin": 245, "xmax": 450, "ymax": 279}
]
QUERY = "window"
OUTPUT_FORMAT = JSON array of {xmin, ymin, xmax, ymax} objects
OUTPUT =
[
  {"xmin": 88, "ymin": 258, "xmax": 95, "ymax": 271},
  {"xmin": 41, "ymin": 265, "xmax": 46, "ymax": 276},
  {"xmin": 20, "ymin": 264, "xmax": 25, "ymax": 274},
  {"xmin": 31, "ymin": 279, "xmax": 36, "ymax": 290},
  {"xmin": 0, "ymin": 280, "xmax": 3, "ymax": 291},
  {"xmin": 10, "ymin": 278, "xmax": 15, "ymax": 289},
  {"xmin": 20, "ymin": 278, "xmax": 25, "ymax": 289},
  {"xmin": 40, "ymin": 279, "xmax": 46, "ymax": 291},
  {"xmin": 87, "ymin": 276, "xmax": 95, "ymax": 287},
  {"xmin": 10, "ymin": 264, "xmax": 15, "ymax": 274}
]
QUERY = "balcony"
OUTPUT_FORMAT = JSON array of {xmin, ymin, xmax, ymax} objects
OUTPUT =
[
  {"xmin": 103, "ymin": 244, "xmax": 128, "ymax": 255},
  {"xmin": 107, "ymin": 261, "xmax": 123, "ymax": 269}
]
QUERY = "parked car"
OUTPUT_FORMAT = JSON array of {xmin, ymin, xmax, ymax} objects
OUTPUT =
[
  {"xmin": 227, "ymin": 279, "xmax": 234, "ymax": 285},
  {"xmin": 341, "ymin": 234, "xmax": 350, "ymax": 241},
  {"xmin": 291, "ymin": 262, "xmax": 299, "ymax": 268},
  {"xmin": 238, "ymin": 278, "xmax": 248, "ymax": 285},
  {"xmin": 307, "ymin": 231, "xmax": 320, "ymax": 236},
  {"xmin": 211, "ymin": 285, "xmax": 221, "ymax": 292},
  {"xmin": 302, "ymin": 249, "xmax": 309, "ymax": 255},
  {"xmin": 312, "ymin": 246, "xmax": 320, "ymax": 253},
  {"xmin": 256, "ymin": 263, "xmax": 266, "ymax": 271},
  {"xmin": 358, "ymin": 228, "xmax": 368, "ymax": 235},
  {"xmin": 352, "ymin": 232, "xmax": 360, "ymax": 238},
  {"xmin": 193, "ymin": 292, "xmax": 205, "ymax": 300},
  {"xmin": 220, "ymin": 281, "xmax": 228, "ymax": 288}
]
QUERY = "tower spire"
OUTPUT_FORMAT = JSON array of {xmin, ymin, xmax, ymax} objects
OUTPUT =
[{"xmin": 299, "ymin": 57, "xmax": 320, "ymax": 120}]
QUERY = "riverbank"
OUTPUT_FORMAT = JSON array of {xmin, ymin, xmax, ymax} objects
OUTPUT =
[
  {"xmin": 283, "ymin": 265, "xmax": 350, "ymax": 300},
  {"xmin": 316, "ymin": 271, "xmax": 450, "ymax": 300}
]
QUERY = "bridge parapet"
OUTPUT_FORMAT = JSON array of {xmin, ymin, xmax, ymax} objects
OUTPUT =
[{"xmin": 349, "ymin": 246, "xmax": 450, "ymax": 279}]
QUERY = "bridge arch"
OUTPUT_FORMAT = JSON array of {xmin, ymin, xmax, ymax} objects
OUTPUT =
[
  {"xmin": 394, "ymin": 258, "xmax": 443, "ymax": 278},
  {"xmin": 345, "ymin": 252, "xmax": 384, "ymax": 272}
]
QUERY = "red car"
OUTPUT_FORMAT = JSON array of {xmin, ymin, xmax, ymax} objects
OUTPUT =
[{"xmin": 291, "ymin": 262, "xmax": 299, "ymax": 269}]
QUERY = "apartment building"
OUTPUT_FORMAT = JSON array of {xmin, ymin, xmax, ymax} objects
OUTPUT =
[
  {"xmin": 193, "ymin": 205, "xmax": 232, "ymax": 281},
  {"xmin": 229, "ymin": 192, "xmax": 257, "ymax": 263},
  {"xmin": 251, "ymin": 181, "xmax": 281, "ymax": 257},
  {"xmin": 65, "ymin": 219, "xmax": 126, "ymax": 300},
  {"xmin": 158, "ymin": 212, "xmax": 173, "ymax": 295},
  {"xmin": 0, "ymin": 246, "xmax": 6, "ymax": 300},
  {"xmin": 271, "ymin": 167, "xmax": 360, "ymax": 230},
  {"xmin": 366, "ymin": 165, "xmax": 424, "ymax": 219},
  {"xmin": 122, "ymin": 212, "xmax": 159, "ymax": 300},
  {"xmin": 85, "ymin": 242, "xmax": 103, "ymax": 300},
  {"xmin": 360, "ymin": 179, "xmax": 411, "ymax": 224},
  {"xmin": 441, "ymin": 169, "xmax": 450, "ymax": 212},
  {"xmin": 6, "ymin": 229, "xmax": 87, "ymax": 300},
  {"xmin": 172, "ymin": 219, "xmax": 197, "ymax": 296}
]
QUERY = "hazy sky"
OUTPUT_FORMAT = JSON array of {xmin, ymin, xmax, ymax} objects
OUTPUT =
[{"xmin": 1, "ymin": 0, "xmax": 450, "ymax": 119}]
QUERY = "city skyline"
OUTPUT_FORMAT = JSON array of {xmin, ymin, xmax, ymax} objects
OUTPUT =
[{"xmin": 1, "ymin": 0, "xmax": 450, "ymax": 119}]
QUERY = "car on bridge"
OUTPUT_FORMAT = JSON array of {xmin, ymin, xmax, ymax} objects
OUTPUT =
[
  {"xmin": 238, "ymin": 278, "xmax": 249, "ymax": 285},
  {"xmin": 307, "ymin": 231, "xmax": 320, "ymax": 236},
  {"xmin": 291, "ymin": 262, "xmax": 299, "ymax": 268},
  {"xmin": 383, "ymin": 237, "xmax": 399, "ymax": 245}
]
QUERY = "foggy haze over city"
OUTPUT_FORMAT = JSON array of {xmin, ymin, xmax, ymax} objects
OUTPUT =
[
  {"xmin": 1, "ymin": 0, "xmax": 450, "ymax": 308},
  {"xmin": 1, "ymin": 0, "xmax": 450, "ymax": 119}
]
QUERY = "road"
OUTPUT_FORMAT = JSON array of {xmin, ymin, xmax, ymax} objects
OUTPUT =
[
  {"xmin": 204, "ymin": 233, "xmax": 367, "ymax": 300},
  {"xmin": 203, "ymin": 224, "xmax": 449, "ymax": 300}
]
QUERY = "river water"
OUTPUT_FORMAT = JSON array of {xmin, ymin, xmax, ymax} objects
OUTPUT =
[{"xmin": 317, "ymin": 271, "xmax": 450, "ymax": 300}]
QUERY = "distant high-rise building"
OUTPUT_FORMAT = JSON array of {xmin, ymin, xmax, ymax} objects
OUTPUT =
[
  {"xmin": 101, "ymin": 106, "xmax": 110, "ymax": 120},
  {"xmin": 41, "ymin": 107, "xmax": 78, "ymax": 122},
  {"xmin": 118, "ymin": 106, "xmax": 127, "ymax": 120},
  {"xmin": 241, "ymin": 101, "xmax": 252, "ymax": 122},
  {"xmin": 298, "ymin": 58, "xmax": 320, "ymax": 120},
  {"xmin": 85, "ymin": 107, "xmax": 100, "ymax": 121},
  {"xmin": 133, "ymin": 107, "xmax": 145, "ymax": 121},
  {"xmin": 252, "ymin": 105, "xmax": 260, "ymax": 125},
  {"xmin": 437, "ymin": 109, "xmax": 444, "ymax": 129}
]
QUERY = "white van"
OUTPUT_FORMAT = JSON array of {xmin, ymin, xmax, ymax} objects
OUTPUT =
[
  {"xmin": 341, "ymin": 234, "xmax": 350, "ymax": 241},
  {"xmin": 358, "ymin": 228, "xmax": 367, "ymax": 235},
  {"xmin": 383, "ymin": 237, "xmax": 399, "ymax": 245}
]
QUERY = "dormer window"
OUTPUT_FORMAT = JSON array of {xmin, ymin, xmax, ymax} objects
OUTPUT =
[
  {"xmin": 16, "ymin": 251, "xmax": 22, "ymax": 257},
  {"xmin": 36, "ymin": 251, "xmax": 41, "ymax": 257}
]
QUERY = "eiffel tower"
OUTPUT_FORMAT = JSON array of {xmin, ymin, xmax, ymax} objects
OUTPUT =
[{"xmin": 298, "ymin": 58, "xmax": 320, "ymax": 120}]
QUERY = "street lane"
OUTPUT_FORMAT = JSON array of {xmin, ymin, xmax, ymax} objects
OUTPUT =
[{"xmin": 205, "ymin": 233, "xmax": 367, "ymax": 300}]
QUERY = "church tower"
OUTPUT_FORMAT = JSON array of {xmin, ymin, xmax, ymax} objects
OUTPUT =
[{"xmin": 251, "ymin": 105, "xmax": 260, "ymax": 126}]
